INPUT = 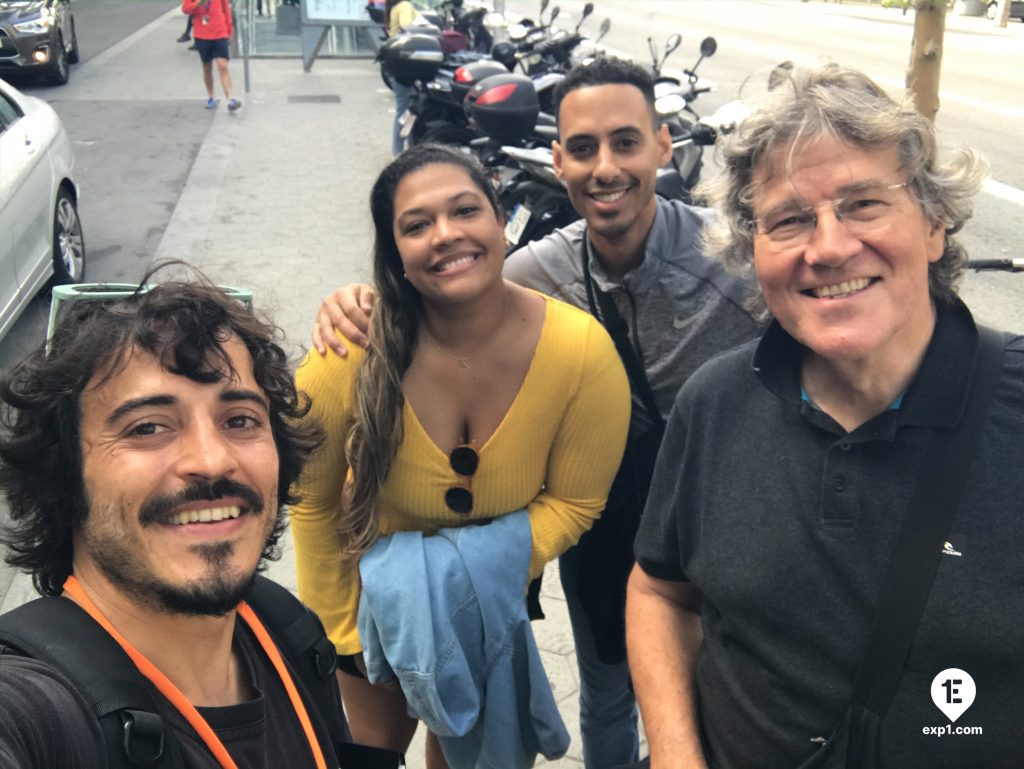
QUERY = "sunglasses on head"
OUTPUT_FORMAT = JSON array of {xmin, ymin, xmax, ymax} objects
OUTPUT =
[
  {"xmin": 46, "ymin": 282, "xmax": 254, "ymax": 353},
  {"xmin": 445, "ymin": 443, "xmax": 479, "ymax": 515}
]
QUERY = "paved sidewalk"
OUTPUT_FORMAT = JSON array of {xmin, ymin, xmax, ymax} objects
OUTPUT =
[{"xmin": 0, "ymin": 9, "xmax": 641, "ymax": 767}]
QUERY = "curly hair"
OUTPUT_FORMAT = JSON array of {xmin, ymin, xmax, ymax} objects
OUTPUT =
[
  {"xmin": 341, "ymin": 144, "xmax": 501, "ymax": 558},
  {"xmin": 0, "ymin": 266, "xmax": 321, "ymax": 596},
  {"xmin": 697, "ymin": 62, "xmax": 988, "ymax": 316}
]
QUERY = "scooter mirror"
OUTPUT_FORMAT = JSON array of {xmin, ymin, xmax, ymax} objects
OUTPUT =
[
  {"xmin": 540, "ymin": 0, "xmax": 549, "ymax": 13},
  {"xmin": 700, "ymin": 36, "xmax": 717, "ymax": 58},
  {"xmin": 599, "ymin": 17, "xmax": 611, "ymax": 37},
  {"xmin": 582, "ymin": 2, "xmax": 594, "ymax": 18},
  {"xmin": 665, "ymin": 33, "xmax": 681, "ymax": 56},
  {"xmin": 768, "ymin": 60, "xmax": 794, "ymax": 91},
  {"xmin": 549, "ymin": 6, "xmax": 560, "ymax": 23}
]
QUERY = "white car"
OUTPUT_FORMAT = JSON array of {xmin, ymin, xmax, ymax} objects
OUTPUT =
[{"xmin": 0, "ymin": 76, "xmax": 84, "ymax": 341}]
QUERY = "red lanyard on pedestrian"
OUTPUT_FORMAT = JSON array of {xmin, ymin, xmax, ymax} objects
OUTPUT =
[{"xmin": 63, "ymin": 576, "xmax": 328, "ymax": 769}]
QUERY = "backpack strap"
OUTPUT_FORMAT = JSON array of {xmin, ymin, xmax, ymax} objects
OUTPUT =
[
  {"xmin": 580, "ymin": 230, "xmax": 666, "ymax": 430},
  {"xmin": 244, "ymin": 576, "xmax": 351, "ymax": 746},
  {"xmin": 244, "ymin": 579, "xmax": 403, "ymax": 768},
  {"xmin": 0, "ymin": 596, "xmax": 181, "ymax": 769}
]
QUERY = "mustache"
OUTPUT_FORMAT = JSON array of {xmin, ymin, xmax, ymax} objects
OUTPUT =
[{"xmin": 138, "ymin": 477, "xmax": 265, "ymax": 526}]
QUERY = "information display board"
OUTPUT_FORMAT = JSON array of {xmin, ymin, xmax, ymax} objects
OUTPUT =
[{"xmin": 301, "ymin": 0, "xmax": 377, "ymax": 26}]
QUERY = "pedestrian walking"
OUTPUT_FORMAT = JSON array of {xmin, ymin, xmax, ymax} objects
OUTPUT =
[
  {"xmin": 385, "ymin": 0, "xmax": 421, "ymax": 154},
  {"xmin": 182, "ymin": 0, "xmax": 241, "ymax": 112}
]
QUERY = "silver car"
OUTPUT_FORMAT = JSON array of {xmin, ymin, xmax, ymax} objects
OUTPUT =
[{"xmin": 0, "ymin": 76, "xmax": 84, "ymax": 341}]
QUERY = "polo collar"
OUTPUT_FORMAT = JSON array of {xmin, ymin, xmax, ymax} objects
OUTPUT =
[{"xmin": 753, "ymin": 299, "xmax": 978, "ymax": 431}]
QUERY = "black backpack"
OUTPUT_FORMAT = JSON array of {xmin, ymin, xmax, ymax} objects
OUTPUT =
[{"xmin": 0, "ymin": 576, "xmax": 400, "ymax": 769}]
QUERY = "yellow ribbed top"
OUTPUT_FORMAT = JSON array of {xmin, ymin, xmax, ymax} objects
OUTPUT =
[{"xmin": 290, "ymin": 293, "xmax": 630, "ymax": 654}]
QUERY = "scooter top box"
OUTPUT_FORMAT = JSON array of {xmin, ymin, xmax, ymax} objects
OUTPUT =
[
  {"xmin": 378, "ymin": 34, "xmax": 444, "ymax": 85},
  {"xmin": 451, "ymin": 60, "xmax": 509, "ymax": 102},
  {"xmin": 466, "ymin": 73, "xmax": 540, "ymax": 144}
]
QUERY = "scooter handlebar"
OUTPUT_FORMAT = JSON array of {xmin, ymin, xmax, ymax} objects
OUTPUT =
[{"xmin": 968, "ymin": 258, "xmax": 1024, "ymax": 271}]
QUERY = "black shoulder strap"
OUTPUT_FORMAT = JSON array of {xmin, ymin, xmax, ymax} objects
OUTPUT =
[
  {"xmin": 0, "ymin": 596, "xmax": 181, "ymax": 769},
  {"xmin": 247, "ymin": 578, "xmax": 402, "ymax": 769},
  {"xmin": 581, "ymin": 232, "xmax": 665, "ymax": 428},
  {"xmin": 850, "ymin": 324, "xmax": 1006, "ymax": 717},
  {"xmin": 245, "ymin": 576, "xmax": 350, "ymax": 746}
]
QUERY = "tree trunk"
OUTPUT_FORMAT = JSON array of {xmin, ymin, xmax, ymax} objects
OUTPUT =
[
  {"xmin": 997, "ymin": 0, "xmax": 1011, "ymax": 27},
  {"xmin": 905, "ymin": 0, "xmax": 946, "ymax": 122}
]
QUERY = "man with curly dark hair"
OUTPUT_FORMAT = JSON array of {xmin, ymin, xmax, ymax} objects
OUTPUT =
[{"xmin": 0, "ymin": 274, "xmax": 352, "ymax": 768}]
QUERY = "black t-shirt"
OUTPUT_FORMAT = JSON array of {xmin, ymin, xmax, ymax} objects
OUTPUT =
[
  {"xmin": 635, "ymin": 302, "xmax": 1024, "ymax": 769},
  {"xmin": 0, "ymin": 621, "xmax": 326, "ymax": 769}
]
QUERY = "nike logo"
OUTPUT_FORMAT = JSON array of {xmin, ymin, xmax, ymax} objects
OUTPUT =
[{"xmin": 673, "ymin": 315, "xmax": 692, "ymax": 330}]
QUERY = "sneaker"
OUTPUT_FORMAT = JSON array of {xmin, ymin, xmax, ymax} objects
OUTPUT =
[
  {"xmin": 227, "ymin": 98, "xmax": 242, "ymax": 112},
  {"xmin": 205, "ymin": 98, "xmax": 219, "ymax": 109},
  {"xmin": 176, "ymin": 33, "xmax": 191, "ymax": 43},
  {"xmin": 187, "ymin": 43, "xmax": 197, "ymax": 50}
]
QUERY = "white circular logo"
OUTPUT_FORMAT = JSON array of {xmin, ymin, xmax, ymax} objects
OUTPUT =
[{"xmin": 930, "ymin": 668, "xmax": 976, "ymax": 723}]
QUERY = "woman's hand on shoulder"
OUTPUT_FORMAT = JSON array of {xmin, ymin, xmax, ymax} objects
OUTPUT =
[{"xmin": 312, "ymin": 284, "xmax": 378, "ymax": 357}]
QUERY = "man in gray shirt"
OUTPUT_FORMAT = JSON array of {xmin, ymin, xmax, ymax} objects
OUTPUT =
[{"xmin": 312, "ymin": 58, "xmax": 759, "ymax": 768}]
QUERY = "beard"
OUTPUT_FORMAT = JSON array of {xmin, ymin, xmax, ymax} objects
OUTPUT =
[
  {"xmin": 81, "ymin": 477, "xmax": 276, "ymax": 617},
  {"xmin": 90, "ymin": 538, "xmax": 258, "ymax": 616}
]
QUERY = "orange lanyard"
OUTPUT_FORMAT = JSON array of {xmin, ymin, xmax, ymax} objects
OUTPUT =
[{"xmin": 63, "ymin": 576, "xmax": 328, "ymax": 769}]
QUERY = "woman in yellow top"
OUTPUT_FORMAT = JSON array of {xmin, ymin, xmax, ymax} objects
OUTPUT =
[{"xmin": 290, "ymin": 144, "xmax": 630, "ymax": 764}]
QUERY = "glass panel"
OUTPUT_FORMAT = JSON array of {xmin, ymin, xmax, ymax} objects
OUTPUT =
[{"xmin": 235, "ymin": 0, "xmax": 379, "ymax": 57}]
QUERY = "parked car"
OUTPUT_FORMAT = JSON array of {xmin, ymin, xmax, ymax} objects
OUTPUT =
[
  {"xmin": 0, "ymin": 76, "xmax": 84, "ymax": 341},
  {"xmin": 0, "ymin": 0, "xmax": 79, "ymax": 85},
  {"xmin": 986, "ymin": 0, "xmax": 1024, "ymax": 19}
]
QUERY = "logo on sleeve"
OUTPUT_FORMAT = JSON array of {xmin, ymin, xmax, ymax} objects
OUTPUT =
[{"xmin": 941, "ymin": 541, "xmax": 962, "ymax": 557}]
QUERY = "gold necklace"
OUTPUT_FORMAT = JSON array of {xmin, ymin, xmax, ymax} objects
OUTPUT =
[{"xmin": 421, "ymin": 290, "xmax": 509, "ymax": 370}]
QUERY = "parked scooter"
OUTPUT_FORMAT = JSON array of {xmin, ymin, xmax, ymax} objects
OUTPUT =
[
  {"xmin": 384, "ymin": 1, "xmax": 607, "ymax": 149},
  {"xmin": 454, "ymin": 72, "xmax": 577, "ymax": 251},
  {"xmin": 650, "ymin": 35, "xmax": 719, "ymax": 198},
  {"xmin": 377, "ymin": 31, "xmax": 484, "ymax": 147}
]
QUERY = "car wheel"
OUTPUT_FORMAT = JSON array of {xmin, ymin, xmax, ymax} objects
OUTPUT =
[
  {"xmin": 46, "ymin": 35, "xmax": 70, "ymax": 85},
  {"xmin": 68, "ymin": 20, "xmax": 80, "ymax": 64},
  {"xmin": 52, "ymin": 189, "xmax": 85, "ymax": 284}
]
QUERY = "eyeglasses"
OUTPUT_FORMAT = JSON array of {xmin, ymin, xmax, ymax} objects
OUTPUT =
[
  {"xmin": 445, "ymin": 443, "xmax": 479, "ymax": 515},
  {"xmin": 46, "ymin": 282, "xmax": 253, "ymax": 353},
  {"xmin": 751, "ymin": 181, "xmax": 911, "ymax": 251}
]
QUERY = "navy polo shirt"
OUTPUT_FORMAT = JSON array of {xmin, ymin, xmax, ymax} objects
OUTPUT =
[{"xmin": 635, "ymin": 300, "xmax": 1024, "ymax": 768}]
